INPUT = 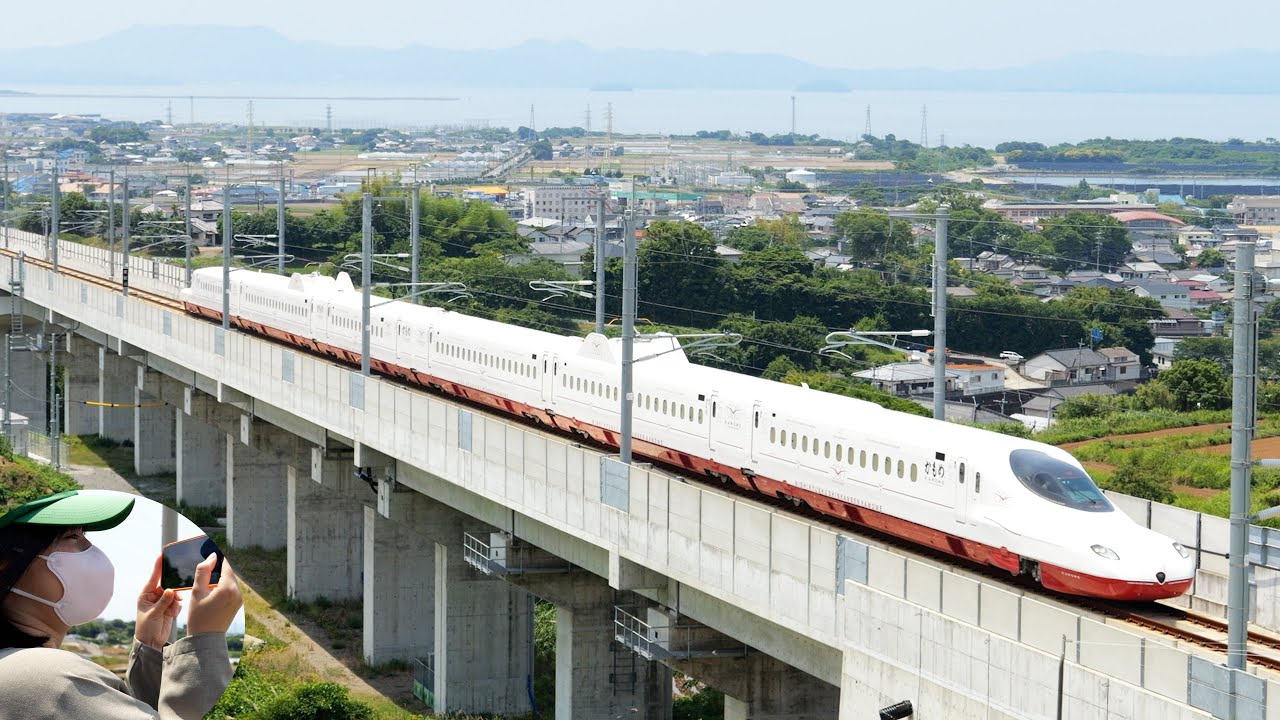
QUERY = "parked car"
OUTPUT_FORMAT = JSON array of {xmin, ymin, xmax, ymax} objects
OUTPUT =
[{"xmin": 999, "ymin": 351, "xmax": 1025, "ymax": 362}]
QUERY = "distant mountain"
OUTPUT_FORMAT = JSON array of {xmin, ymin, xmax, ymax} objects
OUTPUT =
[{"xmin": 1, "ymin": 26, "xmax": 1278, "ymax": 94}]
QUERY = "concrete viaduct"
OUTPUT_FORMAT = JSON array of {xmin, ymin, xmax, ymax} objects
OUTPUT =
[{"xmin": 3, "ymin": 228, "xmax": 1277, "ymax": 719}]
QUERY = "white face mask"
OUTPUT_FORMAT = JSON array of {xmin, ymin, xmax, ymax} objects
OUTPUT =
[{"xmin": 9, "ymin": 544, "xmax": 115, "ymax": 627}]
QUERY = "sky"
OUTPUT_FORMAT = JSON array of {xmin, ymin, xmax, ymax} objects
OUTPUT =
[
  {"xmin": 1, "ymin": 1, "xmax": 1277, "ymax": 69},
  {"xmin": 80, "ymin": 490, "xmax": 246, "ymax": 636}
]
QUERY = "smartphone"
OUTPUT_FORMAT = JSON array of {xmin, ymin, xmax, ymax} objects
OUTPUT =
[{"xmin": 160, "ymin": 535, "xmax": 223, "ymax": 590}]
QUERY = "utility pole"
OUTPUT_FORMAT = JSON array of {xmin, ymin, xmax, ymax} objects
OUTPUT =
[
  {"xmin": 595, "ymin": 195, "xmax": 606, "ymax": 334},
  {"xmin": 410, "ymin": 184, "xmax": 421, "ymax": 303},
  {"xmin": 46, "ymin": 329, "xmax": 59, "ymax": 468},
  {"xmin": 184, "ymin": 173, "xmax": 193, "ymax": 285},
  {"xmin": 221, "ymin": 183, "xmax": 231, "ymax": 331},
  {"xmin": 121, "ymin": 177, "xmax": 130, "ymax": 296},
  {"xmin": 933, "ymin": 206, "xmax": 949, "ymax": 421},
  {"xmin": 49, "ymin": 172, "xmax": 59, "ymax": 271},
  {"xmin": 277, "ymin": 170, "xmax": 286, "ymax": 274},
  {"xmin": 107, "ymin": 169, "xmax": 116, "ymax": 279},
  {"xmin": 1227, "ymin": 238, "xmax": 1257, "ymax": 672},
  {"xmin": 619, "ymin": 212, "xmax": 636, "ymax": 464},
  {"xmin": 2, "ymin": 152, "xmax": 8, "ymax": 249},
  {"xmin": 360, "ymin": 193, "xmax": 372, "ymax": 376}
]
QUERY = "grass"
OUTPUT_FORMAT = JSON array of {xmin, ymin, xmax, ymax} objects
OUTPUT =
[{"xmin": 65, "ymin": 434, "xmax": 135, "ymax": 472}]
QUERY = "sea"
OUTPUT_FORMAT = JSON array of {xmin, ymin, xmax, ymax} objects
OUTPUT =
[{"xmin": 3, "ymin": 83, "xmax": 1279, "ymax": 149}]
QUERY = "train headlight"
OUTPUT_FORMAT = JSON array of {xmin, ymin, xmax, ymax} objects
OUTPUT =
[
  {"xmin": 1091, "ymin": 544, "xmax": 1120, "ymax": 561},
  {"xmin": 1173, "ymin": 542, "xmax": 1190, "ymax": 559}
]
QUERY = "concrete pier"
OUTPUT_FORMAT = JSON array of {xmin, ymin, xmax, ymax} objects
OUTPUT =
[
  {"xmin": 2, "ymin": 342, "xmax": 46, "ymax": 433},
  {"xmin": 287, "ymin": 457, "xmax": 363, "ymax": 602},
  {"xmin": 225, "ymin": 429, "xmax": 289, "ymax": 550},
  {"xmin": 521, "ymin": 573, "xmax": 673, "ymax": 720},
  {"xmin": 133, "ymin": 368, "xmax": 176, "ymax": 476},
  {"xmin": 61, "ymin": 349, "xmax": 98, "ymax": 436},
  {"xmin": 97, "ymin": 347, "xmax": 133, "ymax": 442},
  {"xmin": 364, "ymin": 490, "xmax": 535, "ymax": 716}
]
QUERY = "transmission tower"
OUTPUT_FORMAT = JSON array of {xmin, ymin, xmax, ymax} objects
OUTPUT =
[
  {"xmin": 529, "ymin": 104, "xmax": 536, "ymax": 135},
  {"xmin": 166, "ymin": 101, "xmax": 173, "ymax": 127},
  {"xmin": 790, "ymin": 96, "xmax": 797, "ymax": 136},
  {"xmin": 863, "ymin": 105, "xmax": 871, "ymax": 138},
  {"xmin": 326, "ymin": 104, "xmax": 333, "ymax": 133},
  {"xmin": 919, "ymin": 105, "xmax": 928, "ymax": 148},
  {"xmin": 605, "ymin": 103, "xmax": 614, "ymax": 147},
  {"xmin": 585, "ymin": 105, "xmax": 592, "ymax": 143}
]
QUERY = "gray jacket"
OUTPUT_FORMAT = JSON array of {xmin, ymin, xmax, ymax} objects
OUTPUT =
[{"xmin": 0, "ymin": 632, "xmax": 232, "ymax": 719}]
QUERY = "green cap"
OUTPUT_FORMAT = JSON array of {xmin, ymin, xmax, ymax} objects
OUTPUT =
[{"xmin": 0, "ymin": 491, "xmax": 136, "ymax": 532}]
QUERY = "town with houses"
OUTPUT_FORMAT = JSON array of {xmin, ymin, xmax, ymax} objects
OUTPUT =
[{"xmin": 4, "ymin": 111, "xmax": 1280, "ymax": 428}]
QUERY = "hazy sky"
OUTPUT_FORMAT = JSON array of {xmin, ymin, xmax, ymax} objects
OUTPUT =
[{"xmin": 1, "ymin": 1, "xmax": 1276, "ymax": 69}]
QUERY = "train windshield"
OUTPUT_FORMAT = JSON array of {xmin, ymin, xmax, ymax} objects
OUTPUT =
[{"xmin": 1009, "ymin": 449, "xmax": 1113, "ymax": 513}]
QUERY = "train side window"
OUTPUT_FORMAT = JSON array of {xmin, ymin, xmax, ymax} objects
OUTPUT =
[
  {"xmin": 959, "ymin": 462, "xmax": 966, "ymax": 485},
  {"xmin": 824, "ymin": 441, "xmax": 831, "ymax": 459},
  {"xmin": 859, "ymin": 450, "xmax": 867, "ymax": 468},
  {"xmin": 801, "ymin": 436, "xmax": 808, "ymax": 453},
  {"xmin": 790, "ymin": 433, "xmax": 797, "ymax": 450},
  {"xmin": 884, "ymin": 456, "xmax": 892, "ymax": 476},
  {"xmin": 897, "ymin": 460, "xmax": 904, "ymax": 479},
  {"xmin": 910, "ymin": 464, "xmax": 918, "ymax": 482},
  {"xmin": 975, "ymin": 472, "xmax": 982, "ymax": 493},
  {"xmin": 872, "ymin": 454, "xmax": 879, "ymax": 472},
  {"xmin": 662, "ymin": 399, "xmax": 668, "ymax": 414},
  {"xmin": 812, "ymin": 439, "xmax": 819, "ymax": 456},
  {"xmin": 679, "ymin": 404, "xmax": 686, "ymax": 420},
  {"xmin": 835, "ymin": 444, "xmax": 843, "ymax": 462},
  {"xmin": 770, "ymin": 428, "xmax": 776, "ymax": 443},
  {"xmin": 697, "ymin": 409, "xmax": 704, "ymax": 424}
]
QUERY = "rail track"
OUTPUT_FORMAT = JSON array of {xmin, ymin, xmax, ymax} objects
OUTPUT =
[{"xmin": 8, "ymin": 240, "xmax": 1280, "ymax": 675}]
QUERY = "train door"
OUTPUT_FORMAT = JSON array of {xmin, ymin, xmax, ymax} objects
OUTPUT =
[
  {"xmin": 953, "ymin": 456, "xmax": 970, "ymax": 524},
  {"xmin": 708, "ymin": 393, "xmax": 745, "ymax": 451},
  {"xmin": 541, "ymin": 354, "xmax": 557, "ymax": 404},
  {"xmin": 749, "ymin": 402, "xmax": 763, "ymax": 463}
]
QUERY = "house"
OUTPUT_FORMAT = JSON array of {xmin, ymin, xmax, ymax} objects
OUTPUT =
[
  {"xmin": 1227, "ymin": 196, "xmax": 1280, "ymax": 226},
  {"xmin": 1119, "ymin": 262, "xmax": 1170, "ymax": 281},
  {"xmin": 1022, "ymin": 347, "xmax": 1111, "ymax": 386},
  {"xmin": 1178, "ymin": 225, "xmax": 1215, "ymax": 247},
  {"xmin": 1129, "ymin": 279, "xmax": 1191, "ymax": 310},
  {"xmin": 1021, "ymin": 384, "xmax": 1118, "ymax": 421},
  {"xmin": 1098, "ymin": 347, "xmax": 1141, "ymax": 383},
  {"xmin": 1146, "ymin": 308, "xmax": 1216, "ymax": 337},
  {"xmin": 946, "ymin": 363, "xmax": 1005, "ymax": 396},
  {"xmin": 853, "ymin": 362, "xmax": 956, "ymax": 397}
]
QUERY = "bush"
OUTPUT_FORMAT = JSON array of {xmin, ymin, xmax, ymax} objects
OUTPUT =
[
  {"xmin": 674, "ymin": 687, "xmax": 725, "ymax": 720},
  {"xmin": 260, "ymin": 682, "xmax": 374, "ymax": 720}
]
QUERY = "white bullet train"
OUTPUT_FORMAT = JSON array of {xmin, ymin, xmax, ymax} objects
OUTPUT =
[{"xmin": 181, "ymin": 267, "xmax": 1195, "ymax": 601}]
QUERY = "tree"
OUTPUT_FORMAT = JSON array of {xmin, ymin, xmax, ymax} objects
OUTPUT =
[
  {"xmin": 1041, "ymin": 212, "xmax": 1130, "ymax": 272},
  {"xmin": 1196, "ymin": 247, "xmax": 1226, "ymax": 269},
  {"xmin": 833, "ymin": 210, "xmax": 913, "ymax": 264},
  {"xmin": 635, "ymin": 221, "xmax": 726, "ymax": 326},
  {"xmin": 1156, "ymin": 359, "xmax": 1230, "ymax": 411}
]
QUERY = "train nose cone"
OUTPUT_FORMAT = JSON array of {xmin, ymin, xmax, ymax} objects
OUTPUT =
[{"xmin": 1157, "ymin": 572, "xmax": 1166, "ymax": 584}]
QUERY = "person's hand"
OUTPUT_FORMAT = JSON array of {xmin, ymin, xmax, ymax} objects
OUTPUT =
[
  {"xmin": 186, "ymin": 555, "xmax": 242, "ymax": 636},
  {"xmin": 136, "ymin": 555, "xmax": 182, "ymax": 650}
]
